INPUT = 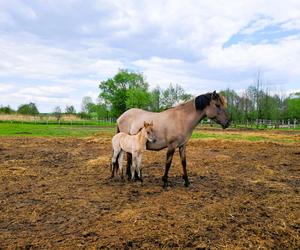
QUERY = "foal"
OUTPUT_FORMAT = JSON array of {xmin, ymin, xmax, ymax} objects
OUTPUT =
[{"xmin": 111, "ymin": 121, "xmax": 155, "ymax": 181}]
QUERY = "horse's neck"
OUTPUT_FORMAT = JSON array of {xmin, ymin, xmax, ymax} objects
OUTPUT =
[{"xmin": 178, "ymin": 100, "xmax": 206, "ymax": 130}]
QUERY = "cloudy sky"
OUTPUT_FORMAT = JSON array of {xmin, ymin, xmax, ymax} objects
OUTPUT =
[{"xmin": 0, "ymin": 0, "xmax": 300, "ymax": 112}]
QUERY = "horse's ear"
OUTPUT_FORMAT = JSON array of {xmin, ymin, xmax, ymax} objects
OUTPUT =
[
  {"xmin": 212, "ymin": 90, "xmax": 217, "ymax": 99},
  {"xmin": 195, "ymin": 94, "xmax": 210, "ymax": 110}
]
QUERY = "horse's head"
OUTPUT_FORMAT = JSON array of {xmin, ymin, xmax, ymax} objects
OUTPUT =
[
  {"xmin": 195, "ymin": 91, "xmax": 230, "ymax": 129},
  {"xmin": 143, "ymin": 121, "xmax": 156, "ymax": 142}
]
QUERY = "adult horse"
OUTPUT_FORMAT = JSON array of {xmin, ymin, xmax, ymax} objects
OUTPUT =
[{"xmin": 116, "ymin": 91, "xmax": 230, "ymax": 188}]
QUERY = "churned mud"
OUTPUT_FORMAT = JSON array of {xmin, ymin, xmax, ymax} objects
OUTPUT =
[{"xmin": 0, "ymin": 130, "xmax": 299, "ymax": 249}]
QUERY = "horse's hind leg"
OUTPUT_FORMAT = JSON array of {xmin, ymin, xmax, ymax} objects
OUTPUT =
[{"xmin": 179, "ymin": 144, "xmax": 189, "ymax": 187}]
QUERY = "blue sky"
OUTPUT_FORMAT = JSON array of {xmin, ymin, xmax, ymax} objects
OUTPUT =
[{"xmin": 0, "ymin": 0, "xmax": 300, "ymax": 112}]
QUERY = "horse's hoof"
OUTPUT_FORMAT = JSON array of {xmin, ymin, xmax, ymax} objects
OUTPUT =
[{"xmin": 184, "ymin": 181, "xmax": 190, "ymax": 187}]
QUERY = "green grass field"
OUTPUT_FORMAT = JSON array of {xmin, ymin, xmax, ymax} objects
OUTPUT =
[
  {"xmin": 0, "ymin": 123, "xmax": 115, "ymax": 137},
  {"xmin": 0, "ymin": 122, "xmax": 299, "ymax": 143}
]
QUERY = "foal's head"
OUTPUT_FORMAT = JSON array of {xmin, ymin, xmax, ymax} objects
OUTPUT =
[
  {"xmin": 195, "ymin": 91, "xmax": 230, "ymax": 129},
  {"xmin": 142, "ymin": 121, "xmax": 156, "ymax": 142}
]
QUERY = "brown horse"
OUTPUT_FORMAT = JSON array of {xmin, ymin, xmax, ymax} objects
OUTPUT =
[{"xmin": 117, "ymin": 91, "xmax": 230, "ymax": 188}]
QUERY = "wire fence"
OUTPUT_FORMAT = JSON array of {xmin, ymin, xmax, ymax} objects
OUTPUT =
[
  {"xmin": 0, "ymin": 117, "xmax": 117, "ymax": 126},
  {"xmin": 0, "ymin": 116, "xmax": 299, "ymax": 129},
  {"xmin": 201, "ymin": 119, "xmax": 299, "ymax": 129}
]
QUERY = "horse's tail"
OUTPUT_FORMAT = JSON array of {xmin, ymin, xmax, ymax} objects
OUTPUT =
[{"xmin": 116, "ymin": 124, "xmax": 120, "ymax": 134}]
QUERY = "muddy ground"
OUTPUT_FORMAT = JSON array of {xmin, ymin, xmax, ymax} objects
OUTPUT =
[{"xmin": 0, "ymin": 130, "xmax": 300, "ymax": 249}]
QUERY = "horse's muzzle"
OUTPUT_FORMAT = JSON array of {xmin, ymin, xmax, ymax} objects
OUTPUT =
[{"xmin": 222, "ymin": 120, "xmax": 230, "ymax": 129}]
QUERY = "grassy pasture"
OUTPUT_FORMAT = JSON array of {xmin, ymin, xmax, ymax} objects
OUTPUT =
[{"xmin": 0, "ymin": 122, "xmax": 299, "ymax": 144}]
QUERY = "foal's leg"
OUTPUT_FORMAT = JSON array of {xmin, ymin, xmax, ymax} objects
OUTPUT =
[
  {"xmin": 179, "ymin": 144, "xmax": 190, "ymax": 187},
  {"xmin": 136, "ymin": 154, "xmax": 143, "ymax": 182},
  {"xmin": 131, "ymin": 155, "xmax": 137, "ymax": 181},
  {"xmin": 162, "ymin": 147, "xmax": 175, "ymax": 188},
  {"xmin": 111, "ymin": 147, "xmax": 121, "ymax": 178},
  {"xmin": 118, "ymin": 150, "xmax": 125, "ymax": 180}
]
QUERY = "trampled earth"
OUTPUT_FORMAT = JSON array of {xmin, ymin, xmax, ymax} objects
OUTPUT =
[{"xmin": 0, "ymin": 129, "xmax": 299, "ymax": 249}]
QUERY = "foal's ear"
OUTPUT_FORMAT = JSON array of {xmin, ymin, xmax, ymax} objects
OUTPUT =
[
  {"xmin": 195, "ymin": 94, "xmax": 211, "ymax": 110},
  {"xmin": 144, "ymin": 121, "xmax": 148, "ymax": 127}
]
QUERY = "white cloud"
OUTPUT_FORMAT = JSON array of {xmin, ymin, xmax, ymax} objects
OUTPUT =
[
  {"xmin": 133, "ymin": 57, "xmax": 226, "ymax": 93},
  {"xmin": 0, "ymin": 34, "xmax": 124, "ymax": 80},
  {"xmin": 205, "ymin": 35, "xmax": 300, "ymax": 76},
  {"xmin": 0, "ymin": 83, "xmax": 14, "ymax": 93},
  {"xmin": 0, "ymin": 0, "xmax": 300, "ymax": 112}
]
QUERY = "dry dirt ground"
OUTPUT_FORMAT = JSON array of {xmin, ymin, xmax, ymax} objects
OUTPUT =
[{"xmin": 0, "ymin": 130, "xmax": 300, "ymax": 249}]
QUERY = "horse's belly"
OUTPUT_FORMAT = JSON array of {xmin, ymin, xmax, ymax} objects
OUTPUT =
[{"xmin": 146, "ymin": 140, "xmax": 167, "ymax": 151}]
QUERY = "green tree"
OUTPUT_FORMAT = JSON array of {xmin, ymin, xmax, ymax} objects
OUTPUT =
[
  {"xmin": 65, "ymin": 105, "xmax": 76, "ymax": 114},
  {"xmin": 0, "ymin": 105, "xmax": 15, "ymax": 114},
  {"xmin": 87, "ymin": 103, "xmax": 109, "ymax": 119},
  {"xmin": 53, "ymin": 106, "xmax": 62, "ymax": 121},
  {"xmin": 99, "ymin": 69, "xmax": 149, "ymax": 116},
  {"xmin": 220, "ymin": 89, "xmax": 241, "ymax": 121},
  {"xmin": 287, "ymin": 93, "xmax": 300, "ymax": 119},
  {"xmin": 17, "ymin": 102, "xmax": 39, "ymax": 115},
  {"xmin": 126, "ymin": 87, "xmax": 151, "ymax": 109},
  {"xmin": 149, "ymin": 87, "xmax": 161, "ymax": 111},
  {"xmin": 160, "ymin": 83, "xmax": 192, "ymax": 109},
  {"xmin": 81, "ymin": 96, "xmax": 93, "ymax": 113}
]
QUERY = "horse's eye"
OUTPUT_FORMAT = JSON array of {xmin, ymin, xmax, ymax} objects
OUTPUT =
[{"xmin": 216, "ymin": 104, "xmax": 220, "ymax": 108}]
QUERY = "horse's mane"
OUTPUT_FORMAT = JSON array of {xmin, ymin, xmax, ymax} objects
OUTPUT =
[
  {"xmin": 166, "ymin": 99, "xmax": 194, "ymax": 110},
  {"xmin": 163, "ymin": 92, "xmax": 227, "ymax": 111},
  {"xmin": 200, "ymin": 92, "xmax": 228, "ymax": 108}
]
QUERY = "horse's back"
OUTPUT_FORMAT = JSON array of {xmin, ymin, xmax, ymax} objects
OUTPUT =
[{"xmin": 117, "ymin": 108, "xmax": 156, "ymax": 134}]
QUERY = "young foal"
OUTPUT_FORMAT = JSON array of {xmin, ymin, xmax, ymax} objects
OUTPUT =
[{"xmin": 111, "ymin": 121, "xmax": 155, "ymax": 181}]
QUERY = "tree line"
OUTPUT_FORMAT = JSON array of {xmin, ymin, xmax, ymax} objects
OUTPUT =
[{"xmin": 0, "ymin": 69, "xmax": 299, "ymax": 122}]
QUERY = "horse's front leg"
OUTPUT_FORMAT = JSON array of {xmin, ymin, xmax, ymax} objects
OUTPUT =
[
  {"xmin": 179, "ymin": 144, "xmax": 190, "ymax": 187},
  {"xmin": 162, "ymin": 147, "xmax": 175, "ymax": 188}
]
